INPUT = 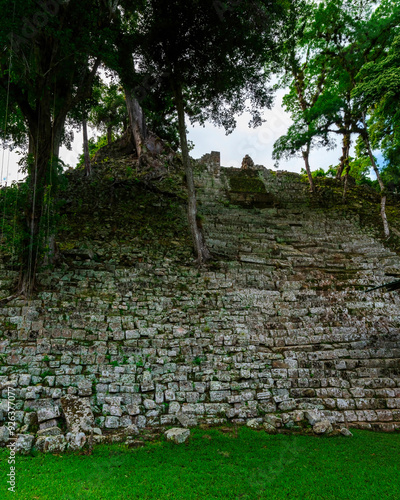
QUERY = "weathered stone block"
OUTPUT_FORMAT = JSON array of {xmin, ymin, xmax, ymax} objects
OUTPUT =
[
  {"xmin": 165, "ymin": 428, "xmax": 190, "ymax": 444},
  {"xmin": 60, "ymin": 395, "xmax": 94, "ymax": 433}
]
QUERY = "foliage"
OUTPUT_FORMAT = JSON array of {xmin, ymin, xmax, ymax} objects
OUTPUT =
[
  {"xmin": 76, "ymin": 135, "xmax": 109, "ymax": 168},
  {"xmin": 135, "ymin": 0, "xmax": 287, "ymax": 132},
  {"xmin": 275, "ymin": 0, "xmax": 400, "ymax": 185},
  {"xmin": 89, "ymin": 83, "xmax": 128, "ymax": 141}
]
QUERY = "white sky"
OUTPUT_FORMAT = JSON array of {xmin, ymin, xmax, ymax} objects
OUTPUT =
[
  {"xmin": 188, "ymin": 89, "xmax": 345, "ymax": 171},
  {"xmin": 0, "ymin": 88, "xmax": 351, "ymax": 186}
]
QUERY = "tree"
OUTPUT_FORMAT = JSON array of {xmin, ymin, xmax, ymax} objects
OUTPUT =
[
  {"xmin": 134, "ymin": 0, "xmax": 287, "ymax": 264},
  {"xmin": 273, "ymin": 0, "xmax": 330, "ymax": 192},
  {"xmin": 89, "ymin": 83, "xmax": 128, "ymax": 145},
  {"xmin": 82, "ymin": 118, "xmax": 91, "ymax": 176},
  {"xmin": 303, "ymin": 0, "xmax": 400, "ymax": 199},
  {"xmin": 275, "ymin": 0, "xmax": 400, "ymax": 238},
  {"xmin": 353, "ymin": 33, "xmax": 400, "ymax": 192},
  {"xmin": 0, "ymin": 0, "xmax": 121, "ymax": 296}
]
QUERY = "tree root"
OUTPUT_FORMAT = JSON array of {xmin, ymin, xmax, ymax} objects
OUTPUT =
[{"xmin": 0, "ymin": 292, "xmax": 25, "ymax": 304}]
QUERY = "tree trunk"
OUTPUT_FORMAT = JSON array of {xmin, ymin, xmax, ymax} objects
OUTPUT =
[
  {"xmin": 361, "ymin": 116, "xmax": 390, "ymax": 238},
  {"xmin": 107, "ymin": 125, "xmax": 112, "ymax": 145},
  {"xmin": 19, "ymin": 106, "xmax": 66, "ymax": 296},
  {"xmin": 340, "ymin": 132, "xmax": 351, "ymax": 202},
  {"xmin": 21, "ymin": 120, "xmax": 53, "ymax": 297},
  {"xmin": 125, "ymin": 87, "xmax": 147, "ymax": 159},
  {"xmin": 28, "ymin": 133, "xmax": 34, "ymax": 156},
  {"xmin": 43, "ymin": 118, "xmax": 64, "ymax": 269},
  {"xmin": 302, "ymin": 143, "xmax": 315, "ymax": 192},
  {"xmin": 124, "ymin": 86, "xmax": 167, "ymax": 158},
  {"xmin": 82, "ymin": 119, "xmax": 91, "ymax": 176},
  {"xmin": 175, "ymin": 86, "xmax": 210, "ymax": 264},
  {"xmin": 337, "ymin": 132, "xmax": 351, "ymax": 179}
]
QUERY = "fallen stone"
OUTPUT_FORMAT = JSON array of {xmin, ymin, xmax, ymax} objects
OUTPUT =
[
  {"xmin": 15, "ymin": 434, "xmax": 35, "ymax": 455},
  {"xmin": 36, "ymin": 435, "xmax": 67, "ymax": 454},
  {"xmin": 247, "ymin": 419, "xmax": 261, "ymax": 429},
  {"xmin": 165, "ymin": 428, "xmax": 190, "ymax": 444},
  {"xmin": 305, "ymin": 410, "xmax": 322, "ymax": 426},
  {"xmin": 313, "ymin": 419, "xmax": 333, "ymax": 435},
  {"xmin": 66, "ymin": 432, "xmax": 87, "ymax": 451},
  {"xmin": 263, "ymin": 422, "xmax": 278, "ymax": 434},
  {"xmin": 340, "ymin": 428, "xmax": 353, "ymax": 437},
  {"xmin": 60, "ymin": 395, "xmax": 94, "ymax": 434}
]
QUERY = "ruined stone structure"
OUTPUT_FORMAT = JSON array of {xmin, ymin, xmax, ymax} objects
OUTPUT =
[{"xmin": 1, "ymin": 157, "xmax": 400, "ymax": 451}]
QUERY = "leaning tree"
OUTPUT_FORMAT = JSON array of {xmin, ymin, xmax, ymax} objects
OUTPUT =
[{"xmin": 132, "ymin": 0, "xmax": 289, "ymax": 264}]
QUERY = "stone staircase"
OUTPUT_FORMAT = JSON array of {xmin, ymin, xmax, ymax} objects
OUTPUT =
[
  {"xmin": 0, "ymin": 161, "xmax": 399, "ymax": 450},
  {"xmin": 193, "ymin": 164, "xmax": 400, "ymax": 430}
]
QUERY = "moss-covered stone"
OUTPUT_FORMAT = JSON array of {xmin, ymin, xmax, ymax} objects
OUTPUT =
[{"xmin": 229, "ymin": 176, "xmax": 267, "ymax": 194}]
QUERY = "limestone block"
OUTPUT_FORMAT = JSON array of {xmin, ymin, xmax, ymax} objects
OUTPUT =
[
  {"xmin": 37, "ymin": 427, "xmax": 62, "ymax": 437},
  {"xmin": 39, "ymin": 419, "xmax": 58, "ymax": 430},
  {"xmin": 263, "ymin": 422, "xmax": 278, "ymax": 434},
  {"xmin": 264, "ymin": 415, "xmax": 282, "ymax": 428},
  {"xmin": 169, "ymin": 402, "xmax": 181, "ymax": 414},
  {"xmin": 36, "ymin": 435, "xmax": 67, "ymax": 453},
  {"xmin": 19, "ymin": 375, "xmax": 32, "ymax": 387},
  {"xmin": 176, "ymin": 413, "xmax": 197, "ymax": 428},
  {"xmin": 313, "ymin": 420, "xmax": 333, "ymax": 434},
  {"xmin": 165, "ymin": 428, "xmax": 190, "ymax": 444},
  {"xmin": 143, "ymin": 399, "xmax": 156, "ymax": 410},
  {"xmin": 66, "ymin": 432, "xmax": 87, "ymax": 451},
  {"xmin": 247, "ymin": 419, "xmax": 262, "ymax": 429},
  {"xmin": 60, "ymin": 395, "xmax": 94, "ymax": 433},
  {"xmin": 37, "ymin": 403, "xmax": 60, "ymax": 423},
  {"xmin": 105, "ymin": 416, "xmax": 120, "ymax": 429},
  {"xmin": 15, "ymin": 434, "xmax": 35, "ymax": 454},
  {"xmin": 0, "ymin": 426, "xmax": 10, "ymax": 445},
  {"xmin": 279, "ymin": 399, "xmax": 297, "ymax": 411},
  {"xmin": 127, "ymin": 404, "xmax": 141, "ymax": 416},
  {"xmin": 135, "ymin": 415, "xmax": 146, "ymax": 428},
  {"xmin": 77, "ymin": 380, "xmax": 92, "ymax": 397},
  {"xmin": 304, "ymin": 409, "xmax": 322, "ymax": 425}
]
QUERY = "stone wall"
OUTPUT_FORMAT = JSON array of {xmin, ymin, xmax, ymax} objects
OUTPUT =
[{"xmin": 1, "ymin": 161, "xmax": 400, "ymax": 449}]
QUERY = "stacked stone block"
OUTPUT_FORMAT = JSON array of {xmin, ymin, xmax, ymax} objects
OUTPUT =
[{"xmin": 0, "ymin": 163, "xmax": 399, "ymax": 445}]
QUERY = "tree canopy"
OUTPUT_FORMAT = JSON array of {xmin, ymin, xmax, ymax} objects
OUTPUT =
[{"xmin": 1, "ymin": 0, "xmax": 400, "ymax": 296}]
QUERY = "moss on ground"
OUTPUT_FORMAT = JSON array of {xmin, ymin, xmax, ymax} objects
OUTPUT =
[{"xmin": 57, "ymin": 156, "xmax": 192, "ymax": 262}]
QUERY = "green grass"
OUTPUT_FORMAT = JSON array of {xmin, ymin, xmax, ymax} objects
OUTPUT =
[{"xmin": 0, "ymin": 428, "xmax": 399, "ymax": 499}]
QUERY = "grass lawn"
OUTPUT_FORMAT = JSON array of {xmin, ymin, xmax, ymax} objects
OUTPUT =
[{"xmin": 0, "ymin": 428, "xmax": 399, "ymax": 500}]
